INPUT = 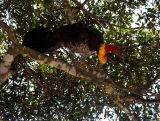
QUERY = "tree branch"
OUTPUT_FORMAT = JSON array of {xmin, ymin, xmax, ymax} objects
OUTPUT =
[
  {"xmin": 0, "ymin": 21, "xmax": 17, "ymax": 45},
  {"xmin": 0, "ymin": 47, "xmax": 17, "ymax": 84},
  {"xmin": 112, "ymin": 99, "xmax": 139, "ymax": 121},
  {"xmin": 0, "ymin": 21, "xmax": 19, "ymax": 84},
  {"xmin": 22, "ymin": 45, "xmax": 108, "ymax": 80},
  {"xmin": 140, "ymin": 71, "xmax": 160, "ymax": 94},
  {"xmin": 124, "ymin": 93, "xmax": 160, "ymax": 104},
  {"xmin": 0, "ymin": 45, "xmax": 107, "ymax": 85},
  {"xmin": 63, "ymin": 0, "xmax": 75, "ymax": 24},
  {"xmin": 71, "ymin": 0, "xmax": 111, "ymax": 25}
]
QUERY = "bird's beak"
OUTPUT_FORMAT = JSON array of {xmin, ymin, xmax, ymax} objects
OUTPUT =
[{"xmin": 98, "ymin": 44, "xmax": 107, "ymax": 64}]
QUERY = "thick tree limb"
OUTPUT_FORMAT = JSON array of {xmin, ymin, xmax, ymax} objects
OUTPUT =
[
  {"xmin": 21, "ymin": 45, "xmax": 108, "ymax": 81},
  {"xmin": 0, "ymin": 45, "xmax": 107, "ymax": 85},
  {"xmin": 0, "ymin": 21, "xmax": 18, "ymax": 84},
  {"xmin": 0, "ymin": 46, "xmax": 19, "ymax": 84},
  {"xmin": 0, "ymin": 53, "xmax": 13, "ymax": 84}
]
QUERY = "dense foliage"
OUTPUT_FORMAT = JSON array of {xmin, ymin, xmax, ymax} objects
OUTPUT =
[{"xmin": 0, "ymin": 0, "xmax": 159, "ymax": 120}]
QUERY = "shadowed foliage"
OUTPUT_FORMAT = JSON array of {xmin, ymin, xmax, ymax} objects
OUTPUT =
[{"xmin": 0, "ymin": 0, "xmax": 159, "ymax": 120}]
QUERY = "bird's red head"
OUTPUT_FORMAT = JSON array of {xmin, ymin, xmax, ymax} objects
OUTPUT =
[{"xmin": 98, "ymin": 44, "xmax": 120, "ymax": 64}]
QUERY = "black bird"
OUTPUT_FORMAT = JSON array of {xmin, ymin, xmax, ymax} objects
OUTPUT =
[{"xmin": 23, "ymin": 23, "xmax": 120, "ymax": 64}]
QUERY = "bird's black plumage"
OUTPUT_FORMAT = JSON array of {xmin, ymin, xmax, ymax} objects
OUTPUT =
[{"xmin": 23, "ymin": 23, "xmax": 104, "ymax": 55}]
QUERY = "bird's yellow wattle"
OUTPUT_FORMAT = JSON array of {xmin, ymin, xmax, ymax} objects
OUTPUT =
[{"xmin": 98, "ymin": 44, "xmax": 107, "ymax": 64}]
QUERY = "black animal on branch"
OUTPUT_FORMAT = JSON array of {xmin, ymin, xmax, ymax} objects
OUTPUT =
[
  {"xmin": 23, "ymin": 23, "xmax": 103, "ymax": 54},
  {"xmin": 23, "ymin": 23, "xmax": 120, "ymax": 64}
]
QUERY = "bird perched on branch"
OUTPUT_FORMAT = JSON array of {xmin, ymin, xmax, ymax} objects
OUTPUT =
[{"xmin": 23, "ymin": 23, "xmax": 120, "ymax": 64}]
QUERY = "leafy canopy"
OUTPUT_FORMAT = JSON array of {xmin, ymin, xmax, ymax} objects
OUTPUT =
[{"xmin": 0, "ymin": 0, "xmax": 159, "ymax": 120}]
